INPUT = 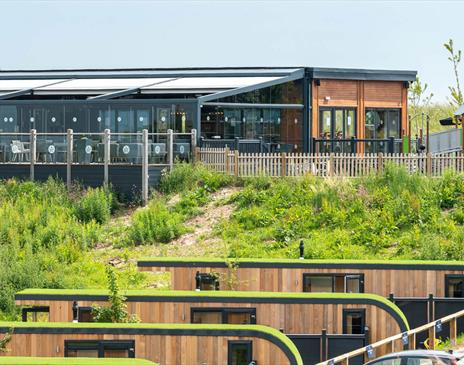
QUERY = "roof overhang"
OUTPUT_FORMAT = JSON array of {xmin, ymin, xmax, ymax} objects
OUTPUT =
[{"xmin": 307, "ymin": 67, "xmax": 417, "ymax": 82}]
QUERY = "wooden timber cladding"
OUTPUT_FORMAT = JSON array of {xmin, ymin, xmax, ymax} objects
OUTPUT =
[
  {"xmin": 0, "ymin": 323, "xmax": 299, "ymax": 365},
  {"xmin": 15, "ymin": 291, "xmax": 408, "ymax": 344},
  {"xmin": 137, "ymin": 259, "xmax": 464, "ymax": 297},
  {"xmin": 311, "ymin": 79, "xmax": 408, "ymax": 142}
]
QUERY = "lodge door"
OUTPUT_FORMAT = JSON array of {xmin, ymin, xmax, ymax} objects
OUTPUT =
[{"xmin": 319, "ymin": 108, "xmax": 356, "ymax": 153}]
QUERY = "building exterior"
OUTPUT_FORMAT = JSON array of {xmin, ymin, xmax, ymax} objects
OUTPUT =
[{"xmin": 0, "ymin": 67, "xmax": 416, "ymax": 155}]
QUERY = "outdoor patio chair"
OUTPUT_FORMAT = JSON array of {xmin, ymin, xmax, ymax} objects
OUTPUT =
[
  {"xmin": 174, "ymin": 142, "xmax": 190, "ymax": 161},
  {"xmin": 150, "ymin": 143, "xmax": 167, "ymax": 164},
  {"xmin": 10, "ymin": 140, "xmax": 30, "ymax": 162},
  {"xmin": 36, "ymin": 140, "xmax": 54, "ymax": 163},
  {"xmin": 118, "ymin": 143, "xmax": 143, "ymax": 164}
]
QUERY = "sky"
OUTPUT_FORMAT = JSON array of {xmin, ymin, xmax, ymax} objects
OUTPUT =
[{"xmin": 0, "ymin": 0, "xmax": 463, "ymax": 102}]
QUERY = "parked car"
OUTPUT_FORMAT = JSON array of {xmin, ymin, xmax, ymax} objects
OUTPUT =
[{"xmin": 364, "ymin": 350, "xmax": 461, "ymax": 365}]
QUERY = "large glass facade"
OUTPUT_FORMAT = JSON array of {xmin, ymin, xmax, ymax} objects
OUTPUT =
[
  {"xmin": 200, "ymin": 80, "xmax": 304, "ymax": 151},
  {"xmin": 0, "ymin": 101, "xmax": 195, "ymax": 163}
]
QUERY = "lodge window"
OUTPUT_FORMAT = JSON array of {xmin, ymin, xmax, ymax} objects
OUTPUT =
[
  {"xmin": 365, "ymin": 109, "xmax": 401, "ymax": 153},
  {"xmin": 228, "ymin": 340, "xmax": 253, "ymax": 365},
  {"xmin": 21, "ymin": 306, "xmax": 50, "ymax": 322},
  {"xmin": 343, "ymin": 309, "xmax": 366, "ymax": 334},
  {"xmin": 445, "ymin": 275, "xmax": 464, "ymax": 297},
  {"xmin": 195, "ymin": 271, "xmax": 220, "ymax": 291},
  {"xmin": 302, "ymin": 274, "xmax": 364, "ymax": 293},
  {"xmin": 65, "ymin": 340, "xmax": 135, "ymax": 358},
  {"xmin": 191, "ymin": 308, "xmax": 257, "ymax": 325},
  {"xmin": 78, "ymin": 307, "xmax": 94, "ymax": 322}
]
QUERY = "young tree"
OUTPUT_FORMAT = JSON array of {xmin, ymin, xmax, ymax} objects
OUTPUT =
[
  {"xmin": 444, "ymin": 39, "xmax": 463, "ymax": 107},
  {"xmin": 92, "ymin": 265, "xmax": 139, "ymax": 323},
  {"xmin": 408, "ymin": 76, "xmax": 434, "ymax": 117}
]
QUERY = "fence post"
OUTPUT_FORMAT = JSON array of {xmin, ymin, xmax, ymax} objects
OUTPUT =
[
  {"xmin": 224, "ymin": 147, "xmax": 230, "ymax": 174},
  {"xmin": 234, "ymin": 150, "xmax": 239, "ymax": 177},
  {"xmin": 103, "ymin": 129, "xmax": 110, "ymax": 188},
  {"xmin": 408, "ymin": 333, "xmax": 416, "ymax": 350},
  {"xmin": 281, "ymin": 152, "xmax": 287, "ymax": 177},
  {"xmin": 66, "ymin": 129, "xmax": 73, "ymax": 190},
  {"xmin": 320, "ymin": 329, "xmax": 328, "ymax": 362},
  {"xmin": 450, "ymin": 318, "xmax": 457, "ymax": 346},
  {"xmin": 191, "ymin": 129, "xmax": 197, "ymax": 162},
  {"xmin": 142, "ymin": 129, "xmax": 149, "ymax": 206},
  {"xmin": 328, "ymin": 153, "xmax": 334, "ymax": 177},
  {"xmin": 195, "ymin": 147, "xmax": 201, "ymax": 163},
  {"xmin": 377, "ymin": 152, "xmax": 384, "ymax": 174},
  {"xmin": 426, "ymin": 153, "xmax": 432, "ymax": 176},
  {"xmin": 167, "ymin": 129, "xmax": 174, "ymax": 171},
  {"xmin": 428, "ymin": 325, "xmax": 436, "ymax": 350},
  {"xmin": 30, "ymin": 129, "xmax": 36, "ymax": 181}
]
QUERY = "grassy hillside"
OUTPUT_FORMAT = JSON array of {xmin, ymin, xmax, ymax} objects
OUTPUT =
[{"xmin": 3, "ymin": 163, "xmax": 464, "ymax": 320}]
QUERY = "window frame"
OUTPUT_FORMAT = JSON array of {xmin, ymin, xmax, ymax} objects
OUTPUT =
[
  {"xmin": 302, "ymin": 273, "xmax": 364, "ymax": 293},
  {"xmin": 318, "ymin": 107, "xmax": 357, "ymax": 139},
  {"xmin": 342, "ymin": 308, "xmax": 366, "ymax": 335},
  {"xmin": 445, "ymin": 274, "xmax": 464, "ymax": 297},
  {"xmin": 77, "ymin": 306, "xmax": 94, "ymax": 323},
  {"xmin": 21, "ymin": 306, "xmax": 50, "ymax": 322},
  {"xmin": 191, "ymin": 307, "xmax": 257, "ymax": 324},
  {"xmin": 64, "ymin": 340, "xmax": 135, "ymax": 358},
  {"xmin": 197, "ymin": 272, "xmax": 220, "ymax": 291},
  {"xmin": 227, "ymin": 340, "xmax": 253, "ymax": 365},
  {"xmin": 364, "ymin": 108, "xmax": 401, "ymax": 139}
]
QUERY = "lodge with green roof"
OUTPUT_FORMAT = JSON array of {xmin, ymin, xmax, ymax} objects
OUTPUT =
[
  {"xmin": 0, "ymin": 321, "xmax": 302, "ymax": 365},
  {"xmin": 137, "ymin": 257, "xmax": 464, "ymax": 297}
]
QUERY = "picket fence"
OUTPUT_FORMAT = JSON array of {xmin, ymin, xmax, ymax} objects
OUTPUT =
[{"xmin": 196, "ymin": 147, "xmax": 464, "ymax": 178}]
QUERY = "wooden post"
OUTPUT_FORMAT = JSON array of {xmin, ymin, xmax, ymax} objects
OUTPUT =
[
  {"xmin": 450, "ymin": 318, "xmax": 457, "ymax": 346},
  {"xmin": 281, "ymin": 152, "xmax": 287, "ymax": 177},
  {"xmin": 234, "ymin": 150, "xmax": 239, "ymax": 177},
  {"xmin": 329, "ymin": 153, "xmax": 334, "ymax": 177},
  {"xmin": 167, "ymin": 129, "xmax": 174, "ymax": 171},
  {"xmin": 103, "ymin": 129, "xmax": 110, "ymax": 188},
  {"xmin": 378, "ymin": 152, "xmax": 383, "ymax": 174},
  {"xmin": 224, "ymin": 147, "xmax": 230, "ymax": 174},
  {"xmin": 29, "ymin": 129, "xmax": 36, "ymax": 181},
  {"xmin": 66, "ymin": 129, "xmax": 73, "ymax": 190},
  {"xmin": 142, "ymin": 129, "xmax": 149, "ymax": 206},
  {"xmin": 195, "ymin": 147, "xmax": 201, "ymax": 164},
  {"xmin": 385, "ymin": 340, "xmax": 393, "ymax": 354},
  {"xmin": 191, "ymin": 128, "xmax": 197, "ymax": 163},
  {"xmin": 428, "ymin": 325, "xmax": 436, "ymax": 350},
  {"xmin": 426, "ymin": 153, "xmax": 432, "ymax": 177},
  {"xmin": 341, "ymin": 358, "xmax": 349, "ymax": 365},
  {"xmin": 408, "ymin": 333, "xmax": 416, "ymax": 350}
]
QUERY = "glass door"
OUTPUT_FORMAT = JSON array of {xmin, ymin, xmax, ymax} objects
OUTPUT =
[{"xmin": 319, "ymin": 108, "xmax": 356, "ymax": 153}]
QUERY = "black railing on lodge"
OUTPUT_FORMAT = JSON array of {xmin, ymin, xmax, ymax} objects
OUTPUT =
[
  {"xmin": 200, "ymin": 137, "xmax": 296, "ymax": 154},
  {"xmin": 312, "ymin": 137, "xmax": 402, "ymax": 154}
]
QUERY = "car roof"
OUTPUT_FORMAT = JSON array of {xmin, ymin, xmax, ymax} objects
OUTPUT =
[{"xmin": 366, "ymin": 350, "xmax": 455, "ymax": 364}]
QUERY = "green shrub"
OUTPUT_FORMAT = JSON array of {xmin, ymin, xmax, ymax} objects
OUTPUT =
[
  {"xmin": 74, "ymin": 187, "xmax": 113, "ymax": 224},
  {"xmin": 127, "ymin": 200, "xmax": 185, "ymax": 244}
]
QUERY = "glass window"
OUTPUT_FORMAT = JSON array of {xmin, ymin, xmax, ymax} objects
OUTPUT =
[
  {"xmin": 78, "ymin": 307, "xmax": 94, "ymax": 322},
  {"xmin": 192, "ymin": 308, "xmax": 256, "ymax": 324},
  {"xmin": 303, "ymin": 274, "xmax": 363, "ymax": 293},
  {"xmin": 343, "ymin": 309, "xmax": 365, "ymax": 334},
  {"xmin": 364, "ymin": 109, "xmax": 401, "ymax": 139},
  {"xmin": 228, "ymin": 341, "xmax": 252, "ymax": 365},
  {"xmin": 369, "ymin": 359, "xmax": 402, "ymax": 365},
  {"xmin": 65, "ymin": 340, "xmax": 134, "ymax": 358},
  {"xmin": 21, "ymin": 306, "xmax": 49, "ymax": 322},
  {"xmin": 303, "ymin": 276, "xmax": 333, "ymax": 292},
  {"xmin": 196, "ymin": 273, "xmax": 220, "ymax": 291},
  {"xmin": 192, "ymin": 311, "xmax": 223, "ymax": 324},
  {"xmin": 446, "ymin": 275, "xmax": 464, "ymax": 297}
]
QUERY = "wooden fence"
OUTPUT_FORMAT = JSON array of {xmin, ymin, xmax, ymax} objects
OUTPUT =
[{"xmin": 196, "ymin": 147, "xmax": 464, "ymax": 178}]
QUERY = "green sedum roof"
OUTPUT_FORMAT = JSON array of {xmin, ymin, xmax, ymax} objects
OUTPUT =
[
  {"xmin": 16, "ymin": 288, "xmax": 409, "ymax": 330},
  {"xmin": 0, "ymin": 322, "xmax": 303, "ymax": 365},
  {"xmin": 0, "ymin": 358, "xmax": 155, "ymax": 365},
  {"xmin": 137, "ymin": 256, "xmax": 464, "ymax": 266}
]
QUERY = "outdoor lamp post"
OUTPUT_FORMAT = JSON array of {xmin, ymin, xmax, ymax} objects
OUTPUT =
[
  {"xmin": 195, "ymin": 271, "xmax": 201, "ymax": 291},
  {"xmin": 72, "ymin": 301, "xmax": 79, "ymax": 323}
]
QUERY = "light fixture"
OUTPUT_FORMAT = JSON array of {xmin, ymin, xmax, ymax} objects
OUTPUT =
[
  {"xmin": 97, "ymin": 117, "xmax": 102, "ymax": 122},
  {"xmin": 324, "ymin": 96, "xmax": 331, "ymax": 101},
  {"xmin": 30, "ymin": 117, "xmax": 35, "ymax": 122},
  {"xmin": 294, "ymin": 118, "xmax": 298, "ymax": 124},
  {"xmin": 139, "ymin": 117, "xmax": 144, "ymax": 122},
  {"xmin": 51, "ymin": 117, "xmax": 56, "ymax": 123},
  {"xmin": 3, "ymin": 117, "xmax": 7, "ymax": 122},
  {"xmin": 117, "ymin": 116, "xmax": 122, "ymax": 122},
  {"xmin": 72, "ymin": 117, "xmax": 77, "ymax": 122}
]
